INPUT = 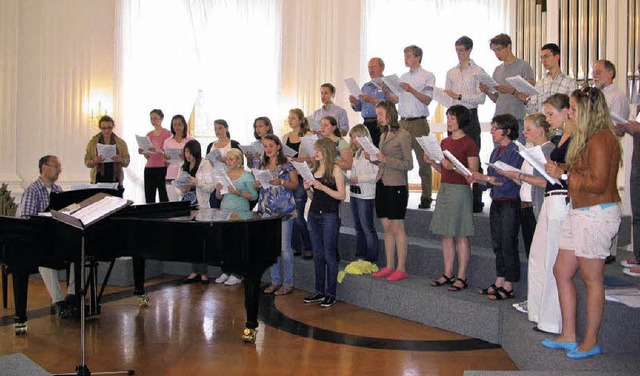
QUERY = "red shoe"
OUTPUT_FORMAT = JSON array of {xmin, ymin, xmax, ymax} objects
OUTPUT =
[
  {"xmin": 372, "ymin": 267, "xmax": 394, "ymax": 278},
  {"xmin": 386, "ymin": 270, "xmax": 408, "ymax": 281}
]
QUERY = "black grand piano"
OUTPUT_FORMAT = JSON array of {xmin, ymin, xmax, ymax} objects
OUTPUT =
[{"xmin": 0, "ymin": 189, "xmax": 282, "ymax": 336}]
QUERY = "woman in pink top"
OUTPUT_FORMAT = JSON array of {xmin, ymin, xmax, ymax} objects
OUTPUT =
[
  {"xmin": 139, "ymin": 109, "xmax": 172, "ymax": 203},
  {"xmin": 163, "ymin": 114, "xmax": 195, "ymax": 202}
]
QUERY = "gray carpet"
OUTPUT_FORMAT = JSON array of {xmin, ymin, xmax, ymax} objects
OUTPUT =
[{"xmin": 0, "ymin": 353, "xmax": 50, "ymax": 376}]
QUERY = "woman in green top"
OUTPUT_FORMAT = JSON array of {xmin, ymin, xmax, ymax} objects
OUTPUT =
[{"xmin": 318, "ymin": 116, "xmax": 352, "ymax": 170}]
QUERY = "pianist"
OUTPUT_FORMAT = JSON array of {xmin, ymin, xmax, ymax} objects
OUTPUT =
[{"xmin": 17, "ymin": 155, "xmax": 76, "ymax": 317}]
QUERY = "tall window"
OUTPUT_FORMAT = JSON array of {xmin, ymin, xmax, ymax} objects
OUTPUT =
[
  {"xmin": 362, "ymin": 0, "xmax": 512, "ymax": 123},
  {"xmin": 116, "ymin": 0, "xmax": 280, "ymax": 201}
]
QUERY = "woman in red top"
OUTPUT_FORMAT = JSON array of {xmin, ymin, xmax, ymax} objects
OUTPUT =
[{"xmin": 424, "ymin": 105, "xmax": 479, "ymax": 291}]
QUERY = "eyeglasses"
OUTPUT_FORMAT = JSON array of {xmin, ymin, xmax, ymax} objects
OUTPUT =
[
  {"xmin": 45, "ymin": 164, "xmax": 62, "ymax": 169},
  {"xmin": 539, "ymin": 54, "xmax": 554, "ymax": 61},
  {"xmin": 490, "ymin": 126, "xmax": 503, "ymax": 131}
]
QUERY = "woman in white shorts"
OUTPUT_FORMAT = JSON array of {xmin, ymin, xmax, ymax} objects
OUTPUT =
[{"xmin": 541, "ymin": 87, "xmax": 622, "ymax": 359}]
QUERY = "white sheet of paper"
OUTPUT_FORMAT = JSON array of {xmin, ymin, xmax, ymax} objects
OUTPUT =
[
  {"xmin": 475, "ymin": 72, "xmax": 498, "ymax": 93},
  {"xmin": 251, "ymin": 140, "xmax": 264, "ymax": 156},
  {"xmin": 165, "ymin": 148, "xmax": 182, "ymax": 162},
  {"xmin": 239, "ymin": 144, "xmax": 256, "ymax": 156},
  {"xmin": 300, "ymin": 134, "xmax": 319, "ymax": 156},
  {"xmin": 344, "ymin": 77, "xmax": 362, "ymax": 97},
  {"xmin": 611, "ymin": 112, "xmax": 627, "ymax": 124},
  {"xmin": 442, "ymin": 150, "xmax": 472, "ymax": 176},
  {"xmin": 307, "ymin": 116, "xmax": 320, "ymax": 132},
  {"xmin": 97, "ymin": 144, "xmax": 117, "ymax": 163},
  {"xmin": 252, "ymin": 168, "xmax": 274, "ymax": 189},
  {"xmin": 282, "ymin": 143, "xmax": 298, "ymax": 157},
  {"xmin": 69, "ymin": 183, "xmax": 119, "ymax": 191},
  {"xmin": 518, "ymin": 145, "xmax": 560, "ymax": 185},
  {"xmin": 382, "ymin": 74, "xmax": 403, "ymax": 97},
  {"xmin": 291, "ymin": 161, "xmax": 316, "ymax": 182},
  {"xmin": 355, "ymin": 136, "xmax": 379, "ymax": 161},
  {"xmin": 416, "ymin": 135, "xmax": 444, "ymax": 163},
  {"xmin": 605, "ymin": 288, "xmax": 640, "ymax": 308},
  {"xmin": 211, "ymin": 169, "xmax": 235, "ymax": 194},
  {"xmin": 486, "ymin": 161, "xmax": 523, "ymax": 173},
  {"xmin": 505, "ymin": 75, "xmax": 540, "ymax": 96},
  {"xmin": 432, "ymin": 87, "xmax": 455, "ymax": 108},
  {"xmin": 136, "ymin": 135, "xmax": 154, "ymax": 153},
  {"xmin": 173, "ymin": 171, "xmax": 192, "ymax": 189},
  {"xmin": 371, "ymin": 77, "xmax": 384, "ymax": 90},
  {"xmin": 205, "ymin": 149, "xmax": 223, "ymax": 167}
]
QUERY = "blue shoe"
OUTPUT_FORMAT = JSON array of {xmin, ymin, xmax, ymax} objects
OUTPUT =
[
  {"xmin": 567, "ymin": 345, "xmax": 602, "ymax": 359},
  {"xmin": 541, "ymin": 338, "xmax": 578, "ymax": 351}
]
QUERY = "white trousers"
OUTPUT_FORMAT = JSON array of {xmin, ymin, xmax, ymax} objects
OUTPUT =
[
  {"xmin": 38, "ymin": 264, "xmax": 75, "ymax": 304},
  {"xmin": 527, "ymin": 194, "xmax": 569, "ymax": 334}
]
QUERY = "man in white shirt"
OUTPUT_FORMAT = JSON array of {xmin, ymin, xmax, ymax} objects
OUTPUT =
[
  {"xmin": 444, "ymin": 36, "xmax": 487, "ymax": 212},
  {"xmin": 389, "ymin": 45, "xmax": 435, "ymax": 209},
  {"xmin": 592, "ymin": 60, "xmax": 630, "ymax": 120},
  {"xmin": 520, "ymin": 43, "xmax": 577, "ymax": 115}
]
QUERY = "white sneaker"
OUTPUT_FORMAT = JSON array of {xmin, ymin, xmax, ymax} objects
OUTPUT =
[
  {"xmin": 224, "ymin": 275, "xmax": 243, "ymax": 285},
  {"xmin": 621, "ymin": 259, "xmax": 639, "ymax": 268},
  {"xmin": 215, "ymin": 273, "xmax": 229, "ymax": 284},
  {"xmin": 623, "ymin": 267, "xmax": 640, "ymax": 277},
  {"xmin": 513, "ymin": 300, "xmax": 528, "ymax": 313}
]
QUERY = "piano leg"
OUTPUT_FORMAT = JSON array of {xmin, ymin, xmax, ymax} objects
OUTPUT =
[
  {"xmin": 11, "ymin": 265, "xmax": 29, "ymax": 335},
  {"xmin": 241, "ymin": 265, "xmax": 268, "ymax": 343},
  {"xmin": 132, "ymin": 257, "xmax": 149, "ymax": 307}
]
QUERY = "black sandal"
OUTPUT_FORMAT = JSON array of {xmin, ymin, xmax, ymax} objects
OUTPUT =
[
  {"xmin": 480, "ymin": 283, "xmax": 498, "ymax": 295},
  {"xmin": 448, "ymin": 278, "xmax": 468, "ymax": 291},
  {"xmin": 431, "ymin": 274, "xmax": 455, "ymax": 287},
  {"xmin": 488, "ymin": 286, "xmax": 515, "ymax": 300}
]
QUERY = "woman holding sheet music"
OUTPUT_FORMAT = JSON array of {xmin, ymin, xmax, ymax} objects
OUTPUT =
[
  {"xmin": 302, "ymin": 137, "xmax": 345, "ymax": 308},
  {"xmin": 470, "ymin": 114, "xmax": 523, "ymax": 300},
  {"xmin": 424, "ymin": 105, "xmax": 479, "ymax": 292},
  {"xmin": 163, "ymin": 114, "xmax": 194, "ymax": 202},
  {"xmin": 348, "ymin": 124, "xmax": 379, "ymax": 263},
  {"xmin": 246, "ymin": 116, "xmax": 273, "ymax": 168},
  {"xmin": 84, "ymin": 115, "xmax": 130, "ymax": 189},
  {"xmin": 213, "ymin": 149, "xmax": 257, "ymax": 286},
  {"xmin": 205, "ymin": 119, "xmax": 241, "ymax": 209},
  {"xmin": 523, "ymin": 94, "xmax": 574, "ymax": 333},
  {"xmin": 283, "ymin": 108, "xmax": 314, "ymax": 259},
  {"xmin": 139, "ymin": 109, "xmax": 172, "ymax": 203},
  {"xmin": 369, "ymin": 100, "xmax": 413, "ymax": 282},
  {"xmin": 496, "ymin": 113, "xmax": 555, "ymax": 259},
  {"xmin": 255, "ymin": 134, "xmax": 298, "ymax": 296},
  {"xmin": 318, "ymin": 116, "xmax": 353, "ymax": 170},
  {"xmin": 180, "ymin": 139, "xmax": 215, "ymax": 284},
  {"xmin": 542, "ymin": 87, "xmax": 621, "ymax": 359}
]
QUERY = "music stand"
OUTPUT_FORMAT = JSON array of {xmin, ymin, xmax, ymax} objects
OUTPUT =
[{"xmin": 50, "ymin": 194, "xmax": 135, "ymax": 376}]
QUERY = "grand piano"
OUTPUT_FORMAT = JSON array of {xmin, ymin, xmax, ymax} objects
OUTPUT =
[{"xmin": 0, "ymin": 190, "xmax": 282, "ymax": 335}]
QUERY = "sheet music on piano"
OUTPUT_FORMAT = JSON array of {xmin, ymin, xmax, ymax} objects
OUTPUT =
[{"xmin": 51, "ymin": 193, "xmax": 132, "ymax": 229}]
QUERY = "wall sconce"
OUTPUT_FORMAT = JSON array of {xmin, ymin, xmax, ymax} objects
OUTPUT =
[{"xmin": 90, "ymin": 101, "xmax": 108, "ymax": 124}]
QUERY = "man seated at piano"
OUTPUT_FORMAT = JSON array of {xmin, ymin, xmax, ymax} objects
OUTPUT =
[
  {"xmin": 16, "ymin": 155, "xmax": 76, "ymax": 317},
  {"xmin": 179, "ymin": 140, "xmax": 215, "ymax": 284}
]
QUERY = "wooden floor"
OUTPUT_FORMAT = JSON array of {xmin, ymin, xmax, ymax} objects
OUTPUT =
[{"xmin": 0, "ymin": 276, "xmax": 518, "ymax": 376}]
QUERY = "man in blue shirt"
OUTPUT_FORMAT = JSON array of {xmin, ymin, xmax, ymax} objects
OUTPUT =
[
  {"xmin": 17, "ymin": 155, "xmax": 76, "ymax": 316},
  {"xmin": 349, "ymin": 57, "xmax": 390, "ymax": 147}
]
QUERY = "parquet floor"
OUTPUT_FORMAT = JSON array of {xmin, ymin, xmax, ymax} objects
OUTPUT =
[{"xmin": 0, "ymin": 276, "xmax": 518, "ymax": 375}]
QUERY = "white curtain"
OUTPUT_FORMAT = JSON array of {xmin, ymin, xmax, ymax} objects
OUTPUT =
[{"xmin": 115, "ymin": 0, "xmax": 281, "ymax": 202}]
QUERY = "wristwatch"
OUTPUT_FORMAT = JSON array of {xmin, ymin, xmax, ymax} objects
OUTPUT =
[
  {"xmin": 561, "ymin": 172, "xmax": 568, "ymax": 181},
  {"xmin": 458, "ymin": 94, "xmax": 462, "ymax": 101}
]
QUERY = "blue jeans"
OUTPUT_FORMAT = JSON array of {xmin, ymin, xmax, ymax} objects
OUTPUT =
[
  {"xmin": 307, "ymin": 212, "xmax": 340, "ymax": 297},
  {"xmin": 270, "ymin": 218, "xmax": 294, "ymax": 286},
  {"xmin": 291, "ymin": 178, "xmax": 311, "ymax": 252},
  {"xmin": 350, "ymin": 197, "xmax": 378, "ymax": 262}
]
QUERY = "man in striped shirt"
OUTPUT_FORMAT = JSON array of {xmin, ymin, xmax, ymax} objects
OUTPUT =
[
  {"xmin": 17, "ymin": 155, "xmax": 76, "ymax": 316},
  {"xmin": 444, "ymin": 36, "xmax": 487, "ymax": 212},
  {"xmin": 520, "ymin": 43, "xmax": 577, "ymax": 115}
]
